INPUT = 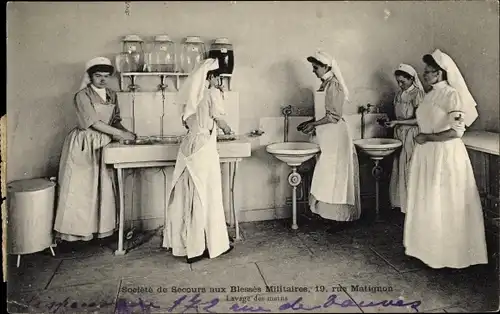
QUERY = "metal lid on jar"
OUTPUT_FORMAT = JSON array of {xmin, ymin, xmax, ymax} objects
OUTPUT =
[
  {"xmin": 185, "ymin": 36, "xmax": 203, "ymax": 43},
  {"xmin": 122, "ymin": 35, "xmax": 143, "ymax": 42},
  {"xmin": 154, "ymin": 35, "xmax": 173, "ymax": 42},
  {"xmin": 214, "ymin": 37, "xmax": 231, "ymax": 44}
]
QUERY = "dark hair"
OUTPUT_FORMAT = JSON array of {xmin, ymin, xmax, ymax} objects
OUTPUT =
[
  {"xmin": 87, "ymin": 64, "xmax": 114, "ymax": 77},
  {"xmin": 423, "ymin": 54, "xmax": 447, "ymax": 80},
  {"xmin": 206, "ymin": 69, "xmax": 221, "ymax": 80},
  {"xmin": 394, "ymin": 70, "xmax": 414, "ymax": 81},
  {"xmin": 309, "ymin": 60, "xmax": 332, "ymax": 72}
]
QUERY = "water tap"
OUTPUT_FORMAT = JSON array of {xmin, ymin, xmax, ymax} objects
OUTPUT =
[
  {"xmin": 358, "ymin": 103, "xmax": 372, "ymax": 114},
  {"xmin": 158, "ymin": 75, "xmax": 167, "ymax": 91},
  {"xmin": 282, "ymin": 105, "xmax": 293, "ymax": 116},
  {"xmin": 128, "ymin": 75, "xmax": 139, "ymax": 92}
]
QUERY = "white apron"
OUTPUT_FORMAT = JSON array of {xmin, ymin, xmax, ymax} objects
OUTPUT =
[
  {"xmin": 162, "ymin": 125, "xmax": 230, "ymax": 259},
  {"xmin": 309, "ymin": 111, "xmax": 361, "ymax": 221},
  {"xmin": 403, "ymin": 82, "xmax": 488, "ymax": 268}
]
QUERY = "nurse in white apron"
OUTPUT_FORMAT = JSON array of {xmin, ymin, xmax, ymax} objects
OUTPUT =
[
  {"xmin": 54, "ymin": 57, "xmax": 136, "ymax": 243},
  {"xmin": 298, "ymin": 51, "xmax": 361, "ymax": 223},
  {"xmin": 386, "ymin": 64, "xmax": 425, "ymax": 213},
  {"xmin": 403, "ymin": 49, "xmax": 488, "ymax": 268},
  {"xmin": 162, "ymin": 58, "xmax": 234, "ymax": 264}
]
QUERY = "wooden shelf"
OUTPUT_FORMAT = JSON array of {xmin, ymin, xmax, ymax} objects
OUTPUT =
[{"xmin": 118, "ymin": 72, "xmax": 232, "ymax": 91}]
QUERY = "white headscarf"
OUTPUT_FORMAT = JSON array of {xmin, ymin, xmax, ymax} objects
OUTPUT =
[
  {"xmin": 176, "ymin": 58, "xmax": 219, "ymax": 121},
  {"xmin": 79, "ymin": 57, "xmax": 114, "ymax": 91},
  {"xmin": 430, "ymin": 49, "xmax": 479, "ymax": 127},
  {"xmin": 307, "ymin": 50, "xmax": 350, "ymax": 102},
  {"xmin": 396, "ymin": 63, "xmax": 424, "ymax": 92}
]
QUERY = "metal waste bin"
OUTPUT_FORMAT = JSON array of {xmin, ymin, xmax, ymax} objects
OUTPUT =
[{"xmin": 7, "ymin": 177, "xmax": 57, "ymax": 266}]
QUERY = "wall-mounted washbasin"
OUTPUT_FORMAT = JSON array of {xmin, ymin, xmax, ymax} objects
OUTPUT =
[
  {"xmin": 266, "ymin": 142, "xmax": 320, "ymax": 166},
  {"xmin": 353, "ymin": 138, "xmax": 402, "ymax": 159},
  {"xmin": 217, "ymin": 134, "xmax": 238, "ymax": 142},
  {"xmin": 267, "ymin": 141, "xmax": 320, "ymax": 231},
  {"xmin": 121, "ymin": 134, "xmax": 241, "ymax": 146}
]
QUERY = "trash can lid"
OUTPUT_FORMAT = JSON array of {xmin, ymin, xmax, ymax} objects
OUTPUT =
[{"xmin": 7, "ymin": 178, "xmax": 56, "ymax": 193}]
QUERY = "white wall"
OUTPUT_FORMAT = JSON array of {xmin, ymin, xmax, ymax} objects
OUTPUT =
[{"xmin": 7, "ymin": 1, "xmax": 499, "ymax": 218}]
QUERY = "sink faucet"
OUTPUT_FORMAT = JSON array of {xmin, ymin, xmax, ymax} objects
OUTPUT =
[
  {"xmin": 358, "ymin": 103, "xmax": 372, "ymax": 139},
  {"xmin": 282, "ymin": 105, "xmax": 293, "ymax": 142}
]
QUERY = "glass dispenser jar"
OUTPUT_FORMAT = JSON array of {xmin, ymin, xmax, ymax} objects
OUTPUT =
[
  {"xmin": 180, "ymin": 36, "xmax": 206, "ymax": 73},
  {"xmin": 149, "ymin": 35, "xmax": 176, "ymax": 72},
  {"xmin": 208, "ymin": 37, "xmax": 234, "ymax": 74},
  {"xmin": 116, "ymin": 35, "xmax": 145, "ymax": 73}
]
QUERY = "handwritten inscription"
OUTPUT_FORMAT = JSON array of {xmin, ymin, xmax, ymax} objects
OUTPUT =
[
  {"xmin": 166, "ymin": 293, "xmax": 422, "ymax": 313},
  {"xmin": 24, "ymin": 296, "xmax": 114, "ymax": 314},
  {"xmin": 22, "ymin": 292, "xmax": 422, "ymax": 313},
  {"xmin": 116, "ymin": 298, "xmax": 160, "ymax": 313}
]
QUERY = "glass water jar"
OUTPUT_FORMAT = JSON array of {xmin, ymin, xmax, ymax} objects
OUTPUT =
[
  {"xmin": 208, "ymin": 37, "xmax": 234, "ymax": 74},
  {"xmin": 149, "ymin": 35, "xmax": 177, "ymax": 72},
  {"xmin": 180, "ymin": 36, "xmax": 206, "ymax": 73},
  {"xmin": 116, "ymin": 35, "xmax": 145, "ymax": 73}
]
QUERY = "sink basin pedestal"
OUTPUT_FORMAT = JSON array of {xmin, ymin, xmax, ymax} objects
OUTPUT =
[
  {"xmin": 370, "ymin": 157, "xmax": 385, "ymax": 222},
  {"xmin": 288, "ymin": 167, "xmax": 302, "ymax": 230},
  {"xmin": 353, "ymin": 138, "xmax": 402, "ymax": 223},
  {"xmin": 266, "ymin": 141, "xmax": 320, "ymax": 230}
]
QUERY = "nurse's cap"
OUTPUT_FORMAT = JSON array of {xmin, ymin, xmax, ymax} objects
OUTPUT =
[
  {"xmin": 307, "ymin": 51, "xmax": 333, "ymax": 67},
  {"xmin": 85, "ymin": 57, "xmax": 114, "ymax": 71}
]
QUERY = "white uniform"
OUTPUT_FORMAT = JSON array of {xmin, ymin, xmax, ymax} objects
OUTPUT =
[
  {"xmin": 403, "ymin": 80, "xmax": 488, "ymax": 268},
  {"xmin": 162, "ymin": 59, "xmax": 230, "ymax": 259},
  {"xmin": 309, "ymin": 72, "xmax": 361, "ymax": 221}
]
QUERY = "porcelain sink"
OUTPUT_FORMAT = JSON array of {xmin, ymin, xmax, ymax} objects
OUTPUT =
[
  {"xmin": 353, "ymin": 138, "xmax": 402, "ymax": 159},
  {"xmin": 123, "ymin": 136, "xmax": 182, "ymax": 145},
  {"xmin": 266, "ymin": 142, "xmax": 320, "ymax": 166}
]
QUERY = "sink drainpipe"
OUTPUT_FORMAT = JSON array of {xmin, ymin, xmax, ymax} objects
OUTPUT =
[
  {"xmin": 282, "ymin": 105, "xmax": 292, "ymax": 142},
  {"xmin": 281, "ymin": 104, "xmax": 310, "ymax": 210},
  {"xmin": 359, "ymin": 103, "xmax": 372, "ymax": 139}
]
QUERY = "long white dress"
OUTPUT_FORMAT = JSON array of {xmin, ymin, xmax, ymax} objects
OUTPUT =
[
  {"xmin": 309, "ymin": 74, "xmax": 361, "ymax": 221},
  {"xmin": 54, "ymin": 85, "xmax": 120, "ymax": 242},
  {"xmin": 389, "ymin": 85, "xmax": 424, "ymax": 212},
  {"xmin": 162, "ymin": 87, "xmax": 230, "ymax": 259},
  {"xmin": 403, "ymin": 81, "xmax": 488, "ymax": 268}
]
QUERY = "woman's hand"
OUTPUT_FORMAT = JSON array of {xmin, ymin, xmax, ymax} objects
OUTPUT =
[
  {"xmin": 415, "ymin": 133, "xmax": 428, "ymax": 145},
  {"xmin": 297, "ymin": 121, "xmax": 309, "ymax": 132},
  {"xmin": 215, "ymin": 118, "xmax": 232, "ymax": 135},
  {"xmin": 119, "ymin": 131, "xmax": 137, "ymax": 141},
  {"xmin": 297, "ymin": 119, "xmax": 315, "ymax": 132},
  {"xmin": 302, "ymin": 123, "xmax": 316, "ymax": 135},
  {"xmin": 384, "ymin": 120, "xmax": 398, "ymax": 128}
]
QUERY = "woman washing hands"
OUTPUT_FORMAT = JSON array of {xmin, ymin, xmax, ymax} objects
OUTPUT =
[
  {"xmin": 112, "ymin": 131, "xmax": 136, "ymax": 142},
  {"xmin": 297, "ymin": 120, "xmax": 316, "ymax": 135},
  {"xmin": 384, "ymin": 64, "xmax": 425, "ymax": 213},
  {"xmin": 299, "ymin": 51, "xmax": 361, "ymax": 226},
  {"xmin": 54, "ymin": 57, "xmax": 136, "ymax": 243},
  {"xmin": 181, "ymin": 75, "xmax": 233, "ymax": 136},
  {"xmin": 163, "ymin": 59, "xmax": 234, "ymax": 264}
]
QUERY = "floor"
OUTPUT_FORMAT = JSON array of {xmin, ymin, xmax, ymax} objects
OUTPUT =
[{"xmin": 6, "ymin": 211, "xmax": 499, "ymax": 313}]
